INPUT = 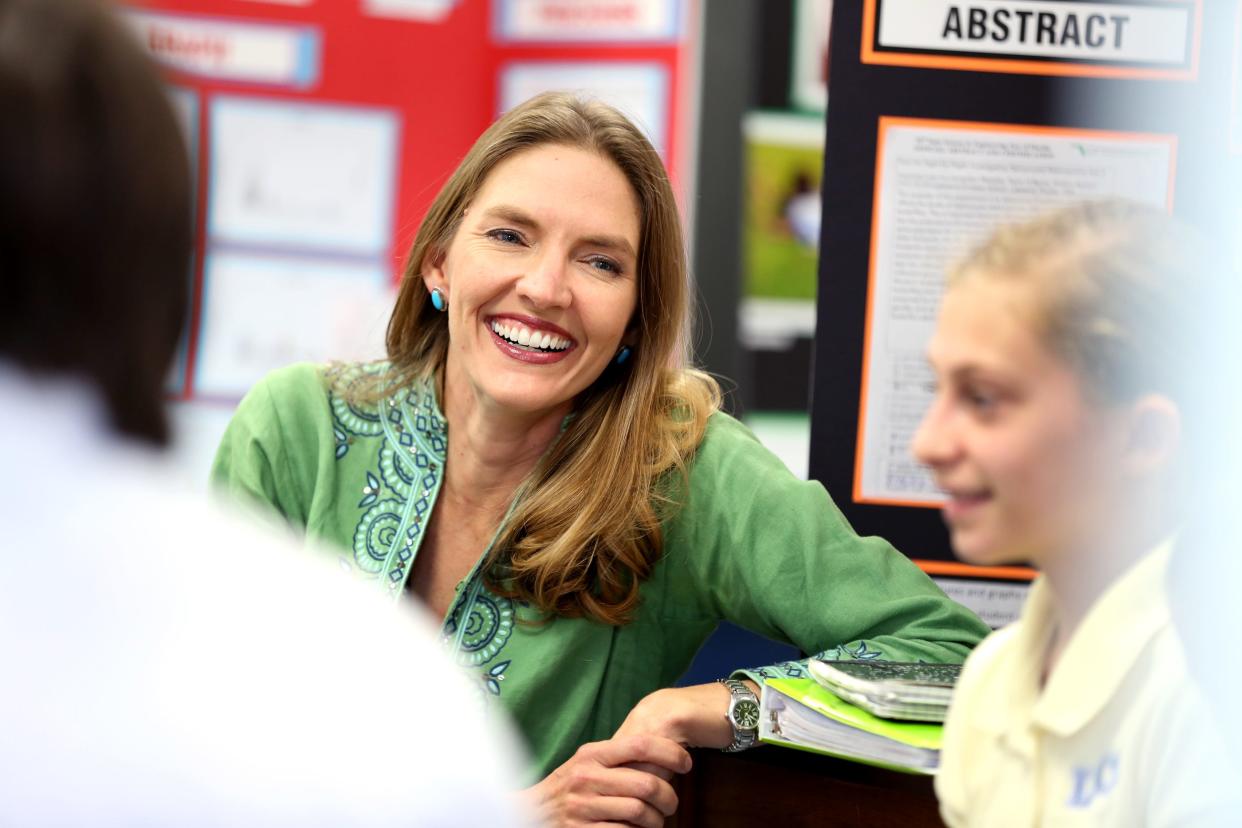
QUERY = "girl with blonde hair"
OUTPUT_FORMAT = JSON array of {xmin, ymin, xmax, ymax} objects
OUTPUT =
[
  {"xmin": 215, "ymin": 92, "xmax": 987, "ymax": 826},
  {"xmin": 915, "ymin": 200, "xmax": 1239, "ymax": 826}
]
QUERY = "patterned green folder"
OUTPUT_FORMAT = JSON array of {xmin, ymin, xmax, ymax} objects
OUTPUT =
[{"xmin": 759, "ymin": 677, "xmax": 943, "ymax": 774}]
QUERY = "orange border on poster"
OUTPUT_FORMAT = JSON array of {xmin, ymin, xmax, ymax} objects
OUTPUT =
[
  {"xmin": 916, "ymin": 560, "xmax": 1036, "ymax": 581},
  {"xmin": 852, "ymin": 116, "xmax": 1179, "ymax": 509},
  {"xmin": 861, "ymin": 0, "xmax": 1202, "ymax": 81}
]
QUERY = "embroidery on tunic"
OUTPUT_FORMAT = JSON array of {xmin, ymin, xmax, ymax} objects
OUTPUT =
[
  {"xmin": 353, "ymin": 499, "xmax": 406, "ymax": 574},
  {"xmin": 744, "ymin": 641, "xmax": 885, "ymax": 682},
  {"xmin": 444, "ymin": 592, "xmax": 516, "ymax": 667},
  {"xmin": 325, "ymin": 362, "xmax": 386, "ymax": 461},
  {"xmin": 483, "ymin": 661, "xmax": 512, "ymax": 697},
  {"xmin": 822, "ymin": 640, "xmax": 884, "ymax": 661},
  {"xmin": 324, "ymin": 362, "xmax": 517, "ymax": 696},
  {"xmin": 443, "ymin": 593, "xmax": 517, "ymax": 699},
  {"xmin": 323, "ymin": 363, "xmax": 446, "ymax": 590}
]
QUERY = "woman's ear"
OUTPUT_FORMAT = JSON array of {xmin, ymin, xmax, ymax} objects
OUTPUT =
[
  {"xmin": 1121, "ymin": 394, "xmax": 1182, "ymax": 477},
  {"xmin": 621, "ymin": 315, "xmax": 641, "ymax": 348},
  {"xmin": 423, "ymin": 247, "xmax": 448, "ymax": 293}
]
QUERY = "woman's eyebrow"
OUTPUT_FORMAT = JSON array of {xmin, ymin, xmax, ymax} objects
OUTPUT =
[
  {"xmin": 580, "ymin": 234, "xmax": 636, "ymax": 260},
  {"xmin": 480, "ymin": 204, "xmax": 539, "ymax": 229}
]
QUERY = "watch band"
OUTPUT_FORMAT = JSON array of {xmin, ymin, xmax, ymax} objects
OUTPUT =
[{"xmin": 718, "ymin": 678, "xmax": 760, "ymax": 752}]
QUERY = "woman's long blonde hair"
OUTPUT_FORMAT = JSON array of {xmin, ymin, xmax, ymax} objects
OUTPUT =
[{"xmin": 383, "ymin": 92, "xmax": 720, "ymax": 625}]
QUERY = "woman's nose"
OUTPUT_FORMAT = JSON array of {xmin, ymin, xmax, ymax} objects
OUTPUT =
[{"xmin": 517, "ymin": 250, "xmax": 572, "ymax": 308}]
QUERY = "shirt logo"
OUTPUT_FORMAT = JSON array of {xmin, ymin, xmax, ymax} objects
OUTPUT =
[{"xmin": 1068, "ymin": 752, "xmax": 1120, "ymax": 808}]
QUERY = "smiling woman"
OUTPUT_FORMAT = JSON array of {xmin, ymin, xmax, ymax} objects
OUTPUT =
[{"xmin": 212, "ymin": 92, "xmax": 990, "ymax": 827}]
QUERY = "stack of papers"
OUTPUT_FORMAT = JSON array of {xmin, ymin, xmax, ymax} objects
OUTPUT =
[
  {"xmin": 806, "ymin": 659, "xmax": 961, "ymax": 723},
  {"xmin": 759, "ymin": 678, "xmax": 943, "ymax": 774}
]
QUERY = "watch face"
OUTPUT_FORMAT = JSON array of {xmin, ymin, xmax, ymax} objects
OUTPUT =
[{"xmin": 732, "ymin": 698, "xmax": 761, "ymax": 730}]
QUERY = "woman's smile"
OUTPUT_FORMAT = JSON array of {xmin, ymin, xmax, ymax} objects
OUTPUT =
[{"xmin": 487, "ymin": 315, "xmax": 577, "ymax": 364}]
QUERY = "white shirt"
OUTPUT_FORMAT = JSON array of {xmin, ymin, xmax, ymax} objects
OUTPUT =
[
  {"xmin": 936, "ymin": 544, "xmax": 1239, "ymax": 827},
  {"xmin": 0, "ymin": 366, "xmax": 532, "ymax": 826}
]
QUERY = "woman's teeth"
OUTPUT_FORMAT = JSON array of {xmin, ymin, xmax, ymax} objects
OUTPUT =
[{"xmin": 491, "ymin": 320, "xmax": 571, "ymax": 351}]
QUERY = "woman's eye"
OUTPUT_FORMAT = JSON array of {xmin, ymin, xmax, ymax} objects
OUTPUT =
[
  {"xmin": 487, "ymin": 228, "xmax": 523, "ymax": 245},
  {"xmin": 585, "ymin": 256, "xmax": 622, "ymax": 275}
]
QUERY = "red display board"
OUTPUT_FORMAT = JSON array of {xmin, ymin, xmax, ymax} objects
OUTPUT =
[{"xmin": 125, "ymin": 0, "xmax": 696, "ymax": 401}]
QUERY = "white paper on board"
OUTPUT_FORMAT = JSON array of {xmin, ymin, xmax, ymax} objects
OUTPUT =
[
  {"xmin": 207, "ymin": 97, "xmax": 399, "ymax": 257},
  {"xmin": 363, "ymin": 0, "xmax": 459, "ymax": 22},
  {"xmin": 857, "ymin": 120, "xmax": 1174, "ymax": 504},
  {"xmin": 791, "ymin": 0, "xmax": 832, "ymax": 112},
  {"xmin": 932, "ymin": 577, "xmax": 1030, "ymax": 629},
  {"xmin": 494, "ymin": 0, "xmax": 681, "ymax": 43},
  {"xmin": 194, "ymin": 252, "xmax": 394, "ymax": 399},
  {"xmin": 499, "ymin": 62, "xmax": 669, "ymax": 158}
]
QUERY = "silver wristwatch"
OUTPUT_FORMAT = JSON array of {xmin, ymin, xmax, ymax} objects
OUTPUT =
[{"xmin": 718, "ymin": 678, "xmax": 760, "ymax": 752}]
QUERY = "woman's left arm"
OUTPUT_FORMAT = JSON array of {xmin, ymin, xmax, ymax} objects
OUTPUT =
[
  {"xmin": 613, "ymin": 680, "xmax": 755, "ymax": 750},
  {"xmin": 615, "ymin": 413, "xmax": 990, "ymax": 748}
]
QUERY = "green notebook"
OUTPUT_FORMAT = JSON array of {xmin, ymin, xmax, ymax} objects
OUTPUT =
[{"xmin": 759, "ymin": 677, "xmax": 943, "ymax": 774}]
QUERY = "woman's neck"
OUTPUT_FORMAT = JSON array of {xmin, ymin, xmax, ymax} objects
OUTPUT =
[{"xmin": 440, "ymin": 376, "xmax": 570, "ymax": 516}]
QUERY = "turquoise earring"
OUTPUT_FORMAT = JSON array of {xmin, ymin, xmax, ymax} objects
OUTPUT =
[
  {"xmin": 615, "ymin": 345, "xmax": 633, "ymax": 365},
  {"xmin": 430, "ymin": 288, "xmax": 447, "ymax": 312}
]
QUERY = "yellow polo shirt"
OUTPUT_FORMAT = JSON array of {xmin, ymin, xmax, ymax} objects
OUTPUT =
[{"xmin": 936, "ymin": 545, "xmax": 1239, "ymax": 826}]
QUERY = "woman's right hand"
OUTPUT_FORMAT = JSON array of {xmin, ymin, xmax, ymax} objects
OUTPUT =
[{"xmin": 521, "ymin": 734, "xmax": 692, "ymax": 827}]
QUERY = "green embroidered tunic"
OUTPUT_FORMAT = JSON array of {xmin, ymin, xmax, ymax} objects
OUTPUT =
[{"xmin": 211, "ymin": 362, "xmax": 989, "ymax": 778}]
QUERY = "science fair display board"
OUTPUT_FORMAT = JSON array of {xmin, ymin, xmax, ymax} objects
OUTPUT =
[
  {"xmin": 810, "ymin": 0, "xmax": 1236, "ymax": 626},
  {"xmin": 123, "ymin": 0, "xmax": 696, "ymax": 403}
]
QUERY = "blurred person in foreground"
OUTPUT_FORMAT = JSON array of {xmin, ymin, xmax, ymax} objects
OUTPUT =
[
  {"xmin": 914, "ymin": 200, "xmax": 1240, "ymax": 826},
  {"xmin": 0, "ymin": 0, "xmax": 530, "ymax": 824},
  {"xmin": 212, "ymin": 87, "xmax": 991, "ymax": 826}
]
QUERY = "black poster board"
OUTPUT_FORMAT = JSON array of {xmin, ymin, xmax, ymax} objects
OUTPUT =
[{"xmin": 809, "ymin": 0, "xmax": 1237, "ymax": 577}]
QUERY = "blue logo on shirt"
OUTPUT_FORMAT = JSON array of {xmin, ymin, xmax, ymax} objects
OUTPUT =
[{"xmin": 1068, "ymin": 753, "xmax": 1120, "ymax": 807}]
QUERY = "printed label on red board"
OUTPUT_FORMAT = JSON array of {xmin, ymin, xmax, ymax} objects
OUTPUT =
[
  {"xmin": 124, "ymin": 10, "xmax": 321, "ymax": 88},
  {"xmin": 495, "ymin": 0, "xmax": 680, "ymax": 42}
]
